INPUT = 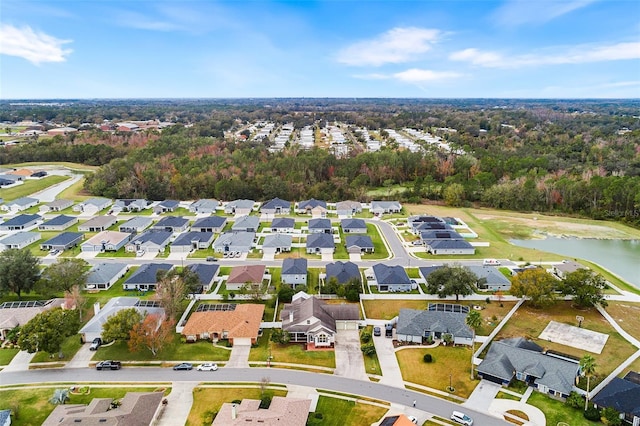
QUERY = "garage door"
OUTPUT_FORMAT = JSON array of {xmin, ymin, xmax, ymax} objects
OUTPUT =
[
  {"xmin": 336, "ymin": 321, "xmax": 358, "ymax": 330},
  {"xmin": 233, "ymin": 337, "xmax": 252, "ymax": 346}
]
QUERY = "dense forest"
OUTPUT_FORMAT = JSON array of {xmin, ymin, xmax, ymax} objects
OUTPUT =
[{"xmin": 1, "ymin": 99, "xmax": 639, "ymax": 226}]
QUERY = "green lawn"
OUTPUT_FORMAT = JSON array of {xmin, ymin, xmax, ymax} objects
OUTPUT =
[
  {"xmin": 0, "ymin": 348, "xmax": 19, "ymax": 366},
  {"xmin": 249, "ymin": 329, "xmax": 336, "ymax": 368},
  {"xmin": 361, "ymin": 326, "xmax": 382, "ymax": 376},
  {"xmin": 30, "ymin": 333, "xmax": 83, "ymax": 363},
  {"xmin": 526, "ymin": 392, "xmax": 600, "ymax": 426},
  {"xmin": 0, "ymin": 175, "xmax": 68, "ymax": 202},
  {"xmin": 307, "ymin": 395, "xmax": 389, "ymax": 426},
  {"xmin": 362, "ymin": 223, "xmax": 390, "ymax": 259}
]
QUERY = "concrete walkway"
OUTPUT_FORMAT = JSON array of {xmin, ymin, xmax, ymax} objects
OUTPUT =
[
  {"xmin": 1, "ymin": 350, "xmax": 35, "ymax": 373},
  {"xmin": 65, "ymin": 342, "xmax": 94, "ymax": 369},
  {"xmin": 226, "ymin": 344, "xmax": 251, "ymax": 368},
  {"xmin": 334, "ymin": 329, "xmax": 368, "ymax": 380},
  {"xmin": 463, "ymin": 379, "xmax": 501, "ymax": 411},
  {"xmin": 372, "ymin": 334, "xmax": 405, "ymax": 388},
  {"xmin": 488, "ymin": 399, "xmax": 546, "ymax": 426},
  {"xmin": 157, "ymin": 381, "xmax": 197, "ymax": 426}
]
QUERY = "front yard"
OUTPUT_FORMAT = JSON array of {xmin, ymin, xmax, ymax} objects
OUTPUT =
[
  {"xmin": 307, "ymin": 395, "xmax": 389, "ymax": 426},
  {"xmin": 249, "ymin": 329, "xmax": 336, "ymax": 369},
  {"xmin": 526, "ymin": 392, "xmax": 600, "ymax": 426}
]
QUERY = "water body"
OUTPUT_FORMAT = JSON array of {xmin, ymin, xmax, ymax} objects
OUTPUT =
[{"xmin": 510, "ymin": 237, "xmax": 640, "ymax": 289}]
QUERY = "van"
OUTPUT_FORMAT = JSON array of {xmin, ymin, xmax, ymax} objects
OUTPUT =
[
  {"xmin": 483, "ymin": 259, "xmax": 501, "ymax": 266},
  {"xmin": 451, "ymin": 411, "xmax": 473, "ymax": 426},
  {"xmin": 385, "ymin": 323, "xmax": 393, "ymax": 338}
]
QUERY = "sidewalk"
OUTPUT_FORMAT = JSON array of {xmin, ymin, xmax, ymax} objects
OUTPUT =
[{"xmin": 156, "ymin": 381, "xmax": 197, "ymax": 426}]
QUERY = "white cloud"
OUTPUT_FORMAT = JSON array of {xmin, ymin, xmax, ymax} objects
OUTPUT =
[
  {"xmin": 493, "ymin": 0, "xmax": 597, "ymax": 26},
  {"xmin": 336, "ymin": 27, "xmax": 441, "ymax": 66},
  {"xmin": 0, "ymin": 24, "xmax": 72, "ymax": 64},
  {"xmin": 450, "ymin": 42, "xmax": 640, "ymax": 68},
  {"xmin": 393, "ymin": 69, "xmax": 463, "ymax": 82}
]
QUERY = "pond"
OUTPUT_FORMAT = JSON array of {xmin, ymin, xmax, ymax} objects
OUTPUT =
[{"xmin": 510, "ymin": 237, "xmax": 640, "ymax": 289}]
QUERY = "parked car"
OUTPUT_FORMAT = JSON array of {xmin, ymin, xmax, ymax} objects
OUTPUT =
[
  {"xmin": 196, "ymin": 363, "xmax": 218, "ymax": 371},
  {"xmin": 385, "ymin": 323, "xmax": 393, "ymax": 338},
  {"xmin": 173, "ymin": 363, "xmax": 193, "ymax": 371},
  {"xmin": 206, "ymin": 256, "xmax": 218, "ymax": 262},
  {"xmin": 412, "ymin": 240, "xmax": 423, "ymax": 246},
  {"xmin": 451, "ymin": 411, "xmax": 473, "ymax": 426},
  {"xmin": 373, "ymin": 326, "xmax": 381, "ymax": 336},
  {"xmin": 96, "ymin": 360, "xmax": 121, "ymax": 370},
  {"xmin": 89, "ymin": 337, "xmax": 102, "ymax": 351},
  {"xmin": 49, "ymin": 249, "xmax": 59, "ymax": 255},
  {"xmin": 407, "ymin": 415, "xmax": 418, "ymax": 424}
]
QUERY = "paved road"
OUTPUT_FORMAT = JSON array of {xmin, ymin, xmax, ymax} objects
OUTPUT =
[{"xmin": 0, "ymin": 367, "xmax": 508, "ymax": 426}]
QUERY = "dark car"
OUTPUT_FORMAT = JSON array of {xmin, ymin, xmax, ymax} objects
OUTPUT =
[
  {"xmin": 373, "ymin": 326, "xmax": 381, "ymax": 336},
  {"xmin": 206, "ymin": 256, "xmax": 218, "ymax": 262},
  {"xmin": 96, "ymin": 360, "xmax": 121, "ymax": 370},
  {"xmin": 89, "ymin": 337, "xmax": 102, "ymax": 351},
  {"xmin": 173, "ymin": 363, "xmax": 193, "ymax": 371},
  {"xmin": 385, "ymin": 323, "xmax": 393, "ymax": 338}
]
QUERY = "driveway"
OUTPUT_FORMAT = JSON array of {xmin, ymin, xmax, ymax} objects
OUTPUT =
[
  {"xmin": 66, "ymin": 342, "xmax": 95, "ymax": 369},
  {"xmin": 321, "ymin": 253, "xmax": 334, "ymax": 261},
  {"xmin": 349, "ymin": 253, "xmax": 362, "ymax": 261},
  {"xmin": 373, "ymin": 333, "xmax": 405, "ymax": 388},
  {"xmin": 226, "ymin": 342, "xmax": 250, "ymax": 368},
  {"xmin": 334, "ymin": 329, "xmax": 368, "ymax": 380},
  {"xmin": 463, "ymin": 379, "xmax": 501, "ymax": 411},
  {"xmin": 157, "ymin": 381, "xmax": 197, "ymax": 426},
  {"xmin": 489, "ymin": 399, "xmax": 546, "ymax": 426},
  {"xmin": 1, "ymin": 350, "xmax": 35, "ymax": 373}
]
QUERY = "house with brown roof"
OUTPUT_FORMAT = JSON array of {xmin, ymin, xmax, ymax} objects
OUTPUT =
[
  {"xmin": 182, "ymin": 303, "xmax": 264, "ymax": 345},
  {"xmin": 226, "ymin": 265, "xmax": 268, "ymax": 291},
  {"xmin": 81, "ymin": 231, "xmax": 131, "ymax": 252},
  {"xmin": 78, "ymin": 215, "xmax": 117, "ymax": 232},
  {"xmin": 212, "ymin": 397, "xmax": 311, "ymax": 426}
]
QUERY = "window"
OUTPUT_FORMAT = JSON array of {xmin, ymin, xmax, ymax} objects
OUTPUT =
[{"xmin": 317, "ymin": 334, "xmax": 328, "ymax": 344}]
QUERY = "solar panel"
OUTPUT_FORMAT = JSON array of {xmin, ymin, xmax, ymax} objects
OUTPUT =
[
  {"xmin": 427, "ymin": 303, "xmax": 469, "ymax": 314},
  {"xmin": 195, "ymin": 303, "xmax": 237, "ymax": 312},
  {"xmin": 0, "ymin": 300, "xmax": 45, "ymax": 309},
  {"xmin": 435, "ymin": 232, "xmax": 451, "ymax": 239},
  {"xmin": 134, "ymin": 300, "xmax": 161, "ymax": 308}
]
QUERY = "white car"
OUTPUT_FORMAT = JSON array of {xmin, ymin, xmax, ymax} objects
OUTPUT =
[
  {"xmin": 407, "ymin": 415, "xmax": 418, "ymax": 424},
  {"xmin": 451, "ymin": 411, "xmax": 473, "ymax": 426},
  {"xmin": 196, "ymin": 363, "xmax": 218, "ymax": 371}
]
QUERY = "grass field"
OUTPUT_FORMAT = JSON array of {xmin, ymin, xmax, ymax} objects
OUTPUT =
[
  {"xmin": 0, "ymin": 348, "xmax": 19, "ymax": 366},
  {"xmin": 360, "ymin": 326, "xmax": 382, "ymax": 376},
  {"xmin": 30, "ymin": 333, "xmax": 83, "ymax": 363},
  {"xmin": 307, "ymin": 395, "xmax": 389, "ymax": 426},
  {"xmin": 603, "ymin": 302, "xmax": 640, "ymax": 341},
  {"xmin": 0, "ymin": 175, "xmax": 68, "ymax": 202},
  {"xmin": 526, "ymin": 392, "xmax": 600, "ymax": 426},
  {"xmin": 249, "ymin": 329, "xmax": 336, "ymax": 368},
  {"xmin": 2, "ymin": 162, "xmax": 99, "ymax": 172}
]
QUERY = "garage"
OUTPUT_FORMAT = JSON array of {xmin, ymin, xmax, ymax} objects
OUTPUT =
[
  {"xmin": 232, "ymin": 337, "xmax": 252, "ymax": 346},
  {"xmin": 336, "ymin": 320, "xmax": 359, "ymax": 330}
]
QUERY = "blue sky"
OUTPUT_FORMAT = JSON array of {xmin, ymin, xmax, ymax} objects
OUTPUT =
[{"xmin": 1, "ymin": 0, "xmax": 639, "ymax": 99}]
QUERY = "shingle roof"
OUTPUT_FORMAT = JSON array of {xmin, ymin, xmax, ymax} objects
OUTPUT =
[
  {"xmin": 83, "ymin": 231, "xmax": 130, "ymax": 247},
  {"xmin": 154, "ymin": 216, "xmax": 189, "ymax": 228},
  {"xmin": 226, "ymin": 199, "xmax": 255, "ymax": 209},
  {"xmin": 1, "ymin": 213, "xmax": 41, "ymax": 226},
  {"xmin": 345, "ymin": 235, "xmax": 374, "ymax": 249},
  {"xmin": 281, "ymin": 293, "xmax": 359, "ymax": 334},
  {"xmin": 227, "ymin": 265, "xmax": 266, "ymax": 284},
  {"xmin": 213, "ymin": 231, "xmax": 255, "ymax": 249},
  {"xmin": 79, "ymin": 297, "xmax": 164, "ymax": 335},
  {"xmin": 86, "ymin": 263, "xmax": 129, "ymax": 285},
  {"xmin": 592, "ymin": 377, "xmax": 640, "ymax": 416},
  {"xmin": 0, "ymin": 231, "xmax": 40, "ymax": 245},
  {"xmin": 192, "ymin": 216, "xmax": 227, "ymax": 229},
  {"xmin": 187, "ymin": 263, "xmax": 219, "ymax": 286},
  {"xmin": 182, "ymin": 303, "xmax": 264, "ymax": 340},
  {"xmin": 43, "ymin": 232, "xmax": 83, "ymax": 246},
  {"xmin": 157, "ymin": 199, "xmax": 179, "ymax": 208},
  {"xmin": 7, "ymin": 196, "xmax": 38, "ymax": 206},
  {"xmin": 425, "ymin": 239, "xmax": 474, "ymax": 250},
  {"xmin": 119, "ymin": 216, "xmax": 153, "ymax": 229},
  {"xmin": 172, "ymin": 231, "xmax": 213, "ymax": 246},
  {"xmin": 212, "ymin": 397, "xmax": 311, "ymax": 426},
  {"xmin": 40, "ymin": 214, "xmax": 76, "ymax": 227},
  {"xmin": 125, "ymin": 263, "xmax": 172, "ymax": 285},
  {"xmin": 308, "ymin": 218, "xmax": 331, "ymax": 229},
  {"xmin": 129, "ymin": 230, "xmax": 172, "ymax": 246},
  {"xmin": 298, "ymin": 199, "xmax": 326, "ymax": 210},
  {"xmin": 271, "ymin": 217, "xmax": 295, "ymax": 228},
  {"xmin": 325, "ymin": 261, "xmax": 360, "ymax": 284},
  {"xmin": 341, "ymin": 218, "xmax": 366, "ymax": 230},
  {"xmin": 336, "ymin": 200, "xmax": 362, "ymax": 211},
  {"xmin": 465, "ymin": 265, "xmax": 511, "ymax": 287},
  {"xmin": 306, "ymin": 233, "xmax": 334, "ymax": 248},
  {"xmin": 397, "ymin": 308, "xmax": 474, "ymax": 339},
  {"xmin": 373, "ymin": 264, "xmax": 411, "ymax": 285},
  {"xmin": 232, "ymin": 215, "xmax": 259, "ymax": 230},
  {"xmin": 262, "ymin": 233, "xmax": 292, "ymax": 248},
  {"xmin": 282, "ymin": 258, "xmax": 307, "ymax": 275},
  {"xmin": 420, "ymin": 230, "xmax": 463, "ymax": 240},
  {"xmin": 261, "ymin": 197, "xmax": 290, "ymax": 210}
]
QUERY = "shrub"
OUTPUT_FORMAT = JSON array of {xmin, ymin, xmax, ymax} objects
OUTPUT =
[
  {"xmin": 565, "ymin": 391, "xmax": 584, "ymax": 409},
  {"xmin": 584, "ymin": 405, "xmax": 601, "ymax": 421},
  {"xmin": 361, "ymin": 344, "xmax": 376, "ymax": 356},
  {"xmin": 360, "ymin": 331, "xmax": 372, "ymax": 343},
  {"xmin": 601, "ymin": 407, "xmax": 622, "ymax": 426},
  {"xmin": 259, "ymin": 395, "xmax": 272, "ymax": 409},
  {"xmin": 314, "ymin": 412, "xmax": 323, "ymax": 419},
  {"xmin": 485, "ymin": 297, "xmax": 491, "ymax": 304},
  {"xmin": 423, "ymin": 353, "xmax": 433, "ymax": 363}
]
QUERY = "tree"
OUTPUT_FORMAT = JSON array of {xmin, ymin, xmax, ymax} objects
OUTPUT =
[
  {"xmin": 580, "ymin": 354, "xmax": 597, "ymax": 411},
  {"xmin": 65, "ymin": 285, "xmax": 88, "ymax": 322},
  {"xmin": 40, "ymin": 258, "xmax": 89, "ymax": 296},
  {"xmin": 601, "ymin": 407, "xmax": 622, "ymax": 426},
  {"xmin": 102, "ymin": 308, "xmax": 143, "ymax": 342},
  {"xmin": 466, "ymin": 310, "xmax": 482, "ymax": 379},
  {"xmin": 270, "ymin": 328, "xmax": 290, "ymax": 344},
  {"xmin": 128, "ymin": 313, "xmax": 174, "ymax": 357},
  {"xmin": 425, "ymin": 265, "xmax": 477, "ymax": 301},
  {"xmin": 443, "ymin": 183, "xmax": 465, "ymax": 207},
  {"xmin": 154, "ymin": 268, "xmax": 199, "ymax": 320},
  {"xmin": 0, "ymin": 249, "xmax": 40, "ymax": 299},
  {"xmin": 18, "ymin": 308, "xmax": 80, "ymax": 357},
  {"xmin": 361, "ymin": 344, "xmax": 376, "ymax": 356},
  {"xmin": 277, "ymin": 285, "xmax": 296, "ymax": 303},
  {"xmin": 561, "ymin": 269, "xmax": 608, "ymax": 308},
  {"xmin": 510, "ymin": 268, "xmax": 557, "ymax": 308}
]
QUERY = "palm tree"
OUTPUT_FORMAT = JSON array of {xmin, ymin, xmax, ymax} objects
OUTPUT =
[
  {"xmin": 580, "ymin": 354, "xmax": 597, "ymax": 411},
  {"xmin": 466, "ymin": 310, "xmax": 482, "ymax": 379}
]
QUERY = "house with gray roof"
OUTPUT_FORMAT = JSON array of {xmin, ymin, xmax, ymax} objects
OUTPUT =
[
  {"xmin": 271, "ymin": 217, "xmax": 295, "ymax": 233},
  {"xmin": 153, "ymin": 199, "xmax": 179, "ymax": 214},
  {"xmin": 232, "ymin": 215, "xmax": 260, "ymax": 232},
  {"xmin": 396, "ymin": 308, "xmax": 474, "ymax": 345},
  {"xmin": 38, "ymin": 214, "xmax": 78, "ymax": 231},
  {"xmin": 224, "ymin": 199, "xmax": 255, "ymax": 215},
  {"xmin": 40, "ymin": 232, "xmax": 83, "ymax": 251},
  {"xmin": 282, "ymin": 258, "xmax": 308, "ymax": 286},
  {"xmin": 341, "ymin": 218, "xmax": 367, "ymax": 234},
  {"xmin": 81, "ymin": 231, "xmax": 131, "ymax": 252},
  {"xmin": 85, "ymin": 263, "xmax": 129, "ymax": 291},
  {"xmin": 465, "ymin": 265, "xmax": 512, "ymax": 291},
  {"xmin": 370, "ymin": 200, "xmax": 402, "ymax": 216},
  {"xmin": 78, "ymin": 215, "xmax": 117, "ymax": 232},
  {"xmin": 187, "ymin": 263, "xmax": 220, "ymax": 292},
  {"xmin": 424, "ymin": 239, "xmax": 475, "ymax": 255},
  {"xmin": 123, "ymin": 263, "xmax": 173, "ymax": 291},
  {"xmin": 213, "ymin": 231, "xmax": 255, "ymax": 253},
  {"xmin": 0, "ymin": 408, "xmax": 10, "ymax": 426},
  {"xmin": 260, "ymin": 197, "xmax": 290, "ymax": 215},
  {"xmin": 114, "ymin": 198, "xmax": 150, "ymax": 212},
  {"xmin": 306, "ymin": 233, "xmax": 334, "ymax": 254},
  {"xmin": 420, "ymin": 229, "xmax": 464, "ymax": 241},
  {"xmin": 297, "ymin": 199, "xmax": 327, "ymax": 217},
  {"xmin": 152, "ymin": 216, "xmax": 189, "ymax": 233},
  {"xmin": 0, "ymin": 231, "xmax": 40, "ymax": 250},
  {"xmin": 0, "ymin": 214, "xmax": 41, "ymax": 231},
  {"xmin": 1, "ymin": 196, "xmax": 39, "ymax": 213},
  {"xmin": 191, "ymin": 216, "xmax": 227, "ymax": 233},
  {"xmin": 308, "ymin": 218, "xmax": 332, "ymax": 234},
  {"xmin": 552, "ymin": 260, "xmax": 587, "ymax": 279},
  {"xmin": 335, "ymin": 200, "xmax": 362, "ymax": 217},
  {"xmin": 126, "ymin": 230, "xmax": 172, "ymax": 254},
  {"xmin": 592, "ymin": 372, "xmax": 640, "ymax": 425},
  {"xmin": 170, "ymin": 231, "xmax": 214, "ymax": 253},
  {"xmin": 79, "ymin": 297, "xmax": 164, "ymax": 341},
  {"xmin": 119, "ymin": 216, "xmax": 153, "ymax": 233},
  {"xmin": 73, "ymin": 197, "xmax": 112, "ymax": 214},
  {"xmin": 408, "ymin": 215, "xmax": 449, "ymax": 234},
  {"xmin": 262, "ymin": 233, "xmax": 292, "ymax": 256},
  {"xmin": 372, "ymin": 264, "xmax": 412, "ymax": 292},
  {"xmin": 189, "ymin": 199, "xmax": 220, "ymax": 214},
  {"xmin": 325, "ymin": 261, "xmax": 361, "ymax": 285},
  {"xmin": 47, "ymin": 199, "xmax": 73, "ymax": 211},
  {"xmin": 345, "ymin": 235, "xmax": 374, "ymax": 253},
  {"xmin": 476, "ymin": 338, "xmax": 580, "ymax": 399}
]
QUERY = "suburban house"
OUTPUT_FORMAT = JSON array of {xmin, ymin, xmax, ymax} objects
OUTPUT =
[
  {"xmin": 40, "ymin": 232, "xmax": 83, "ymax": 251},
  {"xmin": 81, "ymin": 231, "xmax": 131, "ymax": 252},
  {"xmin": 408, "ymin": 215, "xmax": 450, "ymax": 234},
  {"xmin": 281, "ymin": 258, "xmax": 308, "ymax": 286},
  {"xmin": 306, "ymin": 233, "xmax": 334, "ymax": 255},
  {"xmin": 270, "ymin": 217, "xmax": 295, "ymax": 233},
  {"xmin": 592, "ymin": 371, "xmax": 640, "ymax": 426},
  {"xmin": 0, "ymin": 175, "xmax": 19, "ymax": 186},
  {"xmin": 262, "ymin": 233, "xmax": 292, "ymax": 256},
  {"xmin": 552, "ymin": 260, "xmax": 587, "ymax": 279},
  {"xmin": 325, "ymin": 261, "xmax": 361, "ymax": 285},
  {"xmin": 341, "ymin": 218, "xmax": 367, "ymax": 234},
  {"xmin": 372, "ymin": 264, "xmax": 413, "ymax": 292},
  {"xmin": 335, "ymin": 200, "xmax": 362, "ymax": 217},
  {"xmin": 42, "ymin": 392, "xmax": 164, "ymax": 426},
  {"xmin": 123, "ymin": 263, "xmax": 173, "ymax": 291},
  {"xmin": 212, "ymin": 397, "xmax": 311, "ymax": 426},
  {"xmin": 152, "ymin": 216, "xmax": 190, "ymax": 233},
  {"xmin": 85, "ymin": 263, "xmax": 129, "ymax": 291},
  {"xmin": 213, "ymin": 231, "xmax": 255, "ymax": 254},
  {"xmin": 280, "ymin": 292, "xmax": 361, "ymax": 348},
  {"xmin": 476, "ymin": 338, "xmax": 580, "ymax": 399},
  {"xmin": 224, "ymin": 199, "xmax": 255, "ymax": 215},
  {"xmin": 38, "ymin": 214, "xmax": 78, "ymax": 231},
  {"xmin": 465, "ymin": 265, "xmax": 512, "ymax": 291},
  {"xmin": 191, "ymin": 216, "xmax": 227, "ymax": 233},
  {"xmin": 78, "ymin": 215, "xmax": 117, "ymax": 232},
  {"xmin": 0, "ymin": 214, "xmax": 41, "ymax": 231},
  {"xmin": 419, "ymin": 229, "xmax": 464, "ymax": 242},
  {"xmin": 226, "ymin": 265, "xmax": 267, "ymax": 291},
  {"xmin": 187, "ymin": 263, "xmax": 220, "ymax": 293},
  {"xmin": 260, "ymin": 197, "xmax": 291, "ymax": 215},
  {"xmin": 181, "ymin": 303, "xmax": 264, "ymax": 345},
  {"xmin": 119, "ymin": 216, "xmax": 153, "ymax": 233},
  {"xmin": 424, "ymin": 239, "xmax": 475, "ymax": 255},
  {"xmin": 297, "ymin": 199, "xmax": 327, "ymax": 217},
  {"xmin": 189, "ymin": 199, "xmax": 220, "ymax": 214},
  {"xmin": 308, "ymin": 218, "xmax": 332, "ymax": 234},
  {"xmin": 114, "ymin": 198, "xmax": 150, "ymax": 212},
  {"xmin": 396, "ymin": 305, "xmax": 474, "ymax": 346},
  {"xmin": 232, "ymin": 215, "xmax": 260, "ymax": 232},
  {"xmin": 73, "ymin": 197, "xmax": 112, "ymax": 214},
  {"xmin": 345, "ymin": 235, "xmax": 374, "ymax": 254},
  {"xmin": 1, "ymin": 196, "xmax": 39, "ymax": 213},
  {"xmin": 0, "ymin": 299, "xmax": 64, "ymax": 341},
  {"xmin": 170, "ymin": 231, "xmax": 215, "ymax": 253},
  {"xmin": 46, "ymin": 199, "xmax": 74, "ymax": 211},
  {"xmin": 126, "ymin": 230, "xmax": 172, "ymax": 254},
  {"xmin": 370, "ymin": 200, "xmax": 402, "ymax": 216},
  {"xmin": 0, "ymin": 231, "xmax": 41, "ymax": 250},
  {"xmin": 153, "ymin": 199, "xmax": 179, "ymax": 214}
]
